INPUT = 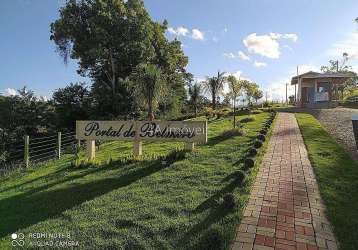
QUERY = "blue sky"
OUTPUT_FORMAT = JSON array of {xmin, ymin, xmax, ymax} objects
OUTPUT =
[{"xmin": 1, "ymin": 0, "xmax": 358, "ymax": 100}]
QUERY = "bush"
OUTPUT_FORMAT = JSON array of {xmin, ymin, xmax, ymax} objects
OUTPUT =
[
  {"xmin": 257, "ymin": 134, "xmax": 265, "ymax": 142},
  {"xmin": 241, "ymin": 117, "xmax": 255, "ymax": 123},
  {"xmin": 260, "ymin": 128, "xmax": 267, "ymax": 135},
  {"xmin": 222, "ymin": 193, "xmax": 237, "ymax": 209},
  {"xmin": 199, "ymin": 226, "xmax": 225, "ymax": 250},
  {"xmin": 204, "ymin": 107, "xmax": 214, "ymax": 118},
  {"xmin": 221, "ymin": 128, "xmax": 243, "ymax": 138},
  {"xmin": 244, "ymin": 158, "xmax": 255, "ymax": 169},
  {"xmin": 234, "ymin": 170, "xmax": 247, "ymax": 185},
  {"xmin": 248, "ymin": 148, "xmax": 258, "ymax": 157},
  {"xmin": 254, "ymin": 140, "xmax": 263, "ymax": 149}
]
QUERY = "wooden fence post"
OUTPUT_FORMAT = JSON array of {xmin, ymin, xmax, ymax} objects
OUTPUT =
[
  {"xmin": 57, "ymin": 132, "xmax": 61, "ymax": 159},
  {"xmin": 86, "ymin": 140, "xmax": 95, "ymax": 160},
  {"xmin": 24, "ymin": 135, "xmax": 29, "ymax": 168}
]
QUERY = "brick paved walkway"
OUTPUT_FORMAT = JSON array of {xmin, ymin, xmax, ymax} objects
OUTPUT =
[{"xmin": 232, "ymin": 113, "xmax": 338, "ymax": 250}]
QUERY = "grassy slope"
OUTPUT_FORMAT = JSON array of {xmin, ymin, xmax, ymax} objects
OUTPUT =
[
  {"xmin": 296, "ymin": 113, "xmax": 358, "ymax": 250},
  {"xmin": 0, "ymin": 112, "xmax": 270, "ymax": 250}
]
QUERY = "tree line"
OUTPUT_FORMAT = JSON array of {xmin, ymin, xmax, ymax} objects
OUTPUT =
[{"xmin": 0, "ymin": 0, "xmax": 264, "ymax": 164}]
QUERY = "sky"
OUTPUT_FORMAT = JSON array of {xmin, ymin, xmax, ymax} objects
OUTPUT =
[{"xmin": 1, "ymin": 0, "xmax": 358, "ymax": 101}]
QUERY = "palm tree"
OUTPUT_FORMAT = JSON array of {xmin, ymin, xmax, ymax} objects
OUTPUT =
[
  {"xmin": 130, "ymin": 64, "xmax": 165, "ymax": 121},
  {"xmin": 188, "ymin": 82, "xmax": 202, "ymax": 117},
  {"xmin": 203, "ymin": 71, "xmax": 226, "ymax": 109},
  {"xmin": 227, "ymin": 75, "xmax": 242, "ymax": 128}
]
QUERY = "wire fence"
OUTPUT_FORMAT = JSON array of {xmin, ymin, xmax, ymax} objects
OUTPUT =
[{"xmin": 0, "ymin": 131, "xmax": 78, "ymax": 175}]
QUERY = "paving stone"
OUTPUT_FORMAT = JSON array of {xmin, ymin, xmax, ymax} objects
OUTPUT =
[{"xmin": 230, "ymin": 113, "xmax": 338, "ymax": 250}]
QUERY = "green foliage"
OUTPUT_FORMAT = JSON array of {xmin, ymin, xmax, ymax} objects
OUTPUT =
[
  {"xmin": 244, "ymin": 158, "xmax": 255, "ymax": 169},
  {"xmin": 188, "ymin": 82, "xmax": 204, "ymax": 117},
  {"xmin": 203, "ymin": 71, "xmax": 226, "ymax": 110},
  {"xmin": 50, "ymin": 0, "xmax": 189, "ymax": 118},
  {"xmin": 53, "ymin": 83, "xmax": 90, "ymax": 129},
  {"xmin": 129, "ymin": 63, "xmax": 165, "ymax": 120},
  {"xmin": 0, "ymin": 87, "xmax": 55, "ymax": 161},
  {"xmin": 220, "ymin": 128, "xmax": 243, "ymax": 138},
  {"xmin": 253, "ymin": 140, "xmax": 262, "ymax": 149},
  {"xmin": 248, "ymin": 148, "xmax": 258, "ymax": 157},
  {"xmin": 222, "ymin": 193, "xmax": 237, "ymax": 210}
]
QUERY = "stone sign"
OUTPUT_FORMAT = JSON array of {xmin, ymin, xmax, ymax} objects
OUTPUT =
[{"xmin": 76, "ymin": 120, "xmax": 207, "ymax": 159}]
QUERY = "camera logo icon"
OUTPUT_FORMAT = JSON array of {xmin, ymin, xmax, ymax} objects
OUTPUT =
[{"xmin": 11, "ymin": 233, "xmax": 25, "ymax": 247}]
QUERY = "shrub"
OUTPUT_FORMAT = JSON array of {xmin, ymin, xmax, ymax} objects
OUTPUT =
[
  {"xmin": 221, "ymin": 128, "xmax": 243, "ymax": 138},
  {"xmin": 241, "ymin": 117, "xmax": 255, "ymax": 123},
  {"xmin": 204, "ymin": 107, "xmax": 214, "ymax": 118},
  {"xmin": 199, "ymin": 226, "xmax": 225, "ymax": 250},
  {"xmin": 254, "ymin": 140, "xmax": 263, "ymax": 149},
  {"xmin": 236, "ymin": 170, "xmax": 247, "ymax": 184},
  {"xmin": 222, "ymin": 193, "xmax": 237, "ymax": 209},
  {"xmin": 257, "ymin": 134, "xmax": 265, "ymax": 142},
  {"xmin": 260, "ymin": 128, "xmax": 267, "ymax": 135},
  {"xmin": 251, "ymin": 110, "xmax": 262, "ymax": 114},
  {"xmin": 248, "ymin": 148, "xmax": 258, "ymax": 157},
  {"xmin": 244, "ymin": 158, "xmax": 255, "ymax": 169}
]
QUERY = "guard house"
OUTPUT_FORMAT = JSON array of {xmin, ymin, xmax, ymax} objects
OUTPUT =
[{"xmin": 291, "ymin": 71, "xmax": 354, "ymax": 108}]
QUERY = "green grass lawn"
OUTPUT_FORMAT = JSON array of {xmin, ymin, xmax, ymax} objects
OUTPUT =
[
  {"xmin": 296, "ymin": 113, "xmax": 358, "ymax": 250},
  {"xmin": 0, "ymin": 112, "xmax": 272, "ymax": 250}
]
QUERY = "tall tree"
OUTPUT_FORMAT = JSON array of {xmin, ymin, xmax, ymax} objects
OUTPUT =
[
  {"xmin": 52, "ymin": 83, "xmax": 91, "ymax": 129},
  {"xmin": 253, "ymin": 88, "xmax": 263, "ymax": 103},
  {"xmin": 50, "ymin": 0, "xmax": 188, "ymax": 118},
  {"xmin": 129, "ymin": 64, "xmax": 165, "ymax": 121},
  {"xmin": 227, "ymin": 75, "xmax": 242, "ymax": 128},
  {"xmin": 188, "ymin": 82, "xmax": 203, "ymax": 117},
  {"xmin": 203, "ymin": 71, "xmax": 226, "ymax": 109}
]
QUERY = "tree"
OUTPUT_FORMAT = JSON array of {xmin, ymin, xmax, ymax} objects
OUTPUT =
[
  {"xmin": 53, "ymin": 83, "xmax": 91, "ymax": 129},
  {"xmin": 320, "ymin": 53, "xmax": 357, "ymax": 100},
  {"xmin": 0, "ymin": 87, "xmax": 55, "ymax": 153},
  {"xmin": 227, "ymin": 75, "xmax": 243, "ymax": 128},
  {"xmin": 50, "ymin": 0, "xmax": 189, "ymax": 118},
  {"xmin": 188, "ymin": 82, "xmax": 203, "ymax": 117},
  {"xmin": 129, "ymin": 64, "xmax": 165, "ymax": 121},
  {"xmin": 203, "ymin": 71, "xmax": 226, "ymax": 109},
  {"xmin": 253, "ymin": 88, "xmax": 263, "ymax": 103}
]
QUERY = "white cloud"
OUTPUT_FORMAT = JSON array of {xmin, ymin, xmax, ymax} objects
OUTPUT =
[
  {"xmin": 327, "ymin": 32, "xmax": 358, "ymax": 59},
  {"xmin": 223, "ymin": 52, "xmax": 236, "ymax": 59},
  {"xmin": 243, "ymin": 32, "xmax": 298, "ymax": 59},
  {"xmin": 265, "ymin": 82, "xmax": 294, "ymax": 102},
  {"xmin": 223, "ymin": 51, "xmax": 250, "ymax": 61},
  {"xmin": 297, "ymin": 64, "xmax": 319, "ymax": 74},
  {"xmin": 192, "ymin": 29, "xmax": 204, "ymax": 40},
  {"xmin": 223, "ymin": 27, "xmax": 228, "ymax": 33},
  {"xmin": 238, "ymin": 51, "xmax": 250, "ymax": 61},
  {"xmin": 168, "ymin": 26, "xmax": 205, "ymax": 41},
  {"xmin": 167, "ymin": 26, "xmax": 189, "ymax": 37},
  {"xmin": 4, "ymin": 88, "xmax": 17, "ymax": 96},
  {"xmin": 254, "ymin": 61, "xmax": 267, "ymax": 68},
  {"xmin": 269, "ymin": 33, "xmax": 298, "ymax": 42},
  {"xmin": 244, "ymin": 33, "xmax": 281, "ymax": 59}
]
